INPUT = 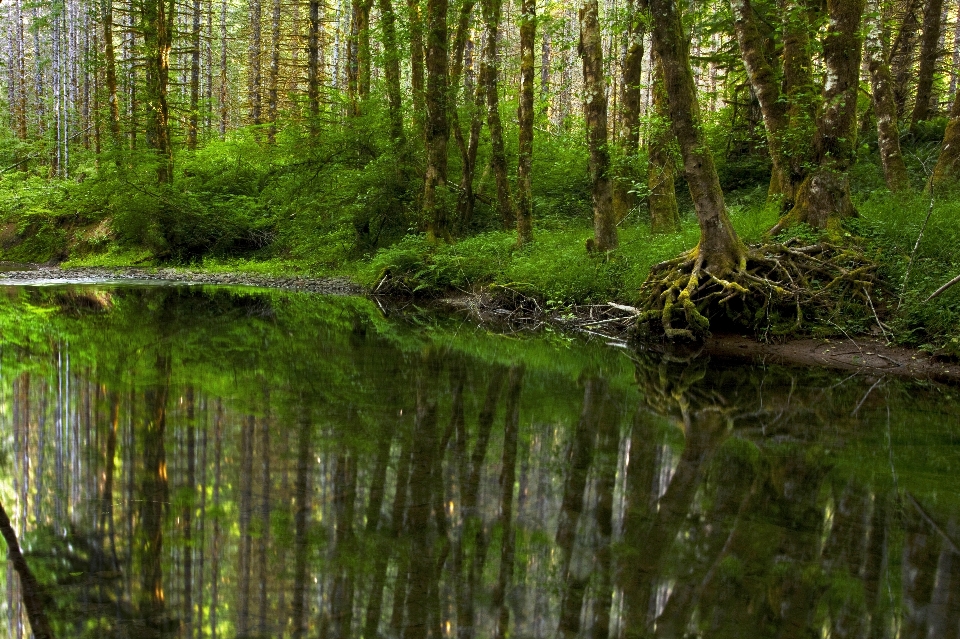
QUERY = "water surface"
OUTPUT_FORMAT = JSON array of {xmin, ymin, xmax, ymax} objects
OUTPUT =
[{"xmin": 0, "ymin": 284, "xmax": 958, "ymax": 638}]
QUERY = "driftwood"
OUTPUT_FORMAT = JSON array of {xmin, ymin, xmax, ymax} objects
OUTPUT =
[{"xmin": 0, "ymin": 499, "xmax": 55, "ymax": 639}]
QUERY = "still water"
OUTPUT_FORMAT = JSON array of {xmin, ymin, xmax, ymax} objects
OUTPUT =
[{"xmin": 0, "ymin": 284, "xmax": 958, "ymax": 639}]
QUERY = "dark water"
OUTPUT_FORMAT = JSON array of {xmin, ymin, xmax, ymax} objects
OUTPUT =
[{"xmin": 0, "ymin": 284, "xmax": 958, "ymax": 639}]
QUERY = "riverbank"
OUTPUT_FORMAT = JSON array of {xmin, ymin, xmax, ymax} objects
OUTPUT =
[{"xmin": 3, "ymin": 263, "xmax": 959, "ymax": 385}]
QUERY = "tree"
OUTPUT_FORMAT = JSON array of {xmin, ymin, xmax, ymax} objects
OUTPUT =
[
  {"xmin": 931, "ymin": 85, "xmax": 960, "ymax": 187},
  {"xmin": 909, "ymin": 0, "xmax": 945, "ymax": 132},
  {"xmin": 142, "ymin": 0, "xmax": 175, "ymax": 183},
  {"xmin": 580, "ymin": 0, "xmax": 618, "ymax": 252},
  {"xmin": 516, "ymin": 0, "xmax": 535, "ymax": 245},
  {"xmin": 423, "ymin": 0, "xmax": 450, "ymax": 240}
]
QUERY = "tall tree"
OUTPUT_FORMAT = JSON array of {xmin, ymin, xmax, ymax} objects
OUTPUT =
[
  {"xmin": 103, "ymin": 0, "xmax": 122, "ymax": 144},
  {"xmin": 614, "ymin": 0, "xmax": 645, "ymax": 222},
  {"xmin": 188, "ymin": 0, "xmax": 202, "ymax": 149},
  {"xmin": 581, "ymin": 0, "xmax": 618, "ymax": 252},
  {"xmin": 423, "ymin": 0, "xmax": 450, "ymax": 240},
  {"xmin": 646, "ymin": 0, "xmax": 744, "ymax": 272},
  {"xmin": 778, "ymin": 0, "xmax": 867, "ymax": 230},
  {"xmin": 377, "ymin": 0, "xmax": 405, "ymax": 143},
  {"xmin": 931, "ymin": 84, "xmax": 960, "ymax": 187},
  {"xmin": 481, "ymin": 0, "xmax": 514, "ymax": 228},
  {"xmin": 142, "ymin": 0, "xmax": 175, "ymax": 183},
  {"xmin": 909, "ymin": 0, "xmax": 945, "ymax": 131},
  {"xmin": 249, "ymin": 0, "xmax": 263, "ymax": 125},
  {"xmin": 516, "ymin": 0, "xmax": 535, "ymax": 245},
  {"xmin": 647, "ymin": 59, "xmax": 680, "ymax": 234}
]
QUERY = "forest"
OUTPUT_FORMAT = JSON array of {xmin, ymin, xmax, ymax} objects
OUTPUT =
[{"xmin": 1, "ymin": 0, "xmax": 960, "ymax": 347}]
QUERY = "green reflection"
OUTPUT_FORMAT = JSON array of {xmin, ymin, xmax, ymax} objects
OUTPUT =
[{"xmin": 0, "ymin": 285, "xmax": 957, "ymax": 639}]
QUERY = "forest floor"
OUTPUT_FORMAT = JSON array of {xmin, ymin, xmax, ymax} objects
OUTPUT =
[{"xmin": 4, "ymin": 263, "xmax": 958, "ymax": 384}]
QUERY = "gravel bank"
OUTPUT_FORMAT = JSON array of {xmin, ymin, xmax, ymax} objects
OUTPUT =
[{"xmin": 0, "ymin": 265, "xmax": 362, "ymax": 295}]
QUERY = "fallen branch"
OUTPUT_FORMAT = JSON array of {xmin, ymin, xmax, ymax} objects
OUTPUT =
[{"xmin": 924, "ymin": 273, "xmax": 960, "ymax": 303}]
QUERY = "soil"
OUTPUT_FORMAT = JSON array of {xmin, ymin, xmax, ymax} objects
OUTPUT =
[{"xmin": 3, "ymin": 264, "xmax": 957, "ymax": 385}]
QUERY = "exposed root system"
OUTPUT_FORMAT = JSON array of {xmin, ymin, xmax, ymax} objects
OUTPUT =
[{"xmin": 637, "ymin": 240, "xmax": 878, "ymax": 341}]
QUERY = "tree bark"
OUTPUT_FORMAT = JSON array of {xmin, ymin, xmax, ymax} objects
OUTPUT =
[
  {"xmin": 103, "ymin": 0, "xmax": 122, "ymax": 144},
  {"xmin": 249, "ymin": 0, "xmax": 263, "ymax": 125},
  {"xmin": 377, "ymin": 0, "xmax": 405, "ymax": 143},
  {"xmin": 648, "ymin": 60, "xmax": 680, "ymax": 234},
  {"xmin": 781, "ymin": 0, "xmax": 866, "ymax": 231},
  {"xmin": 219, "ymin": 0, "xmax": 228, "ymax": 138},
  {"xmin": 865, "ymin": 0, "xmax": 911, "ymax": 192},
  {"xmin": 613, "ymin": 0, "xmax": 644, "ymax": 222},
  {"xmin": 909, "ymin": 0, "xmax": 945, "ymax": 131},
  {"xmin": 516, "ymin": 0, "xmax": 535, "ymax": 245},
  {"xmin": 581, "ymin": 0, "xmax": 618, "ymax": 251},
  {"xmin": 143, "ymin": 0, "xmax": 174, "ymax": 183},
  {"xmin": 407, "ymin": 0, "xmax": 426, "ymax": 129},
  {"xmin": 348, "ymin": 0, "xmax": 374, "ymax": 115},
  {"xmin": 188, "ymin": 0, "xmax": 202, "ymax": 149},
  {"xmin": 423, "ymin": 0, "xmax": 450, "ymax": 240},
  {"xmin": 308, "ymin": 0, "xmax": 322, "ymax": 127},
  {"xmin": 730, "ymin": 0, "xmax": 792, "ymax": 205},
  {"xmin": 891, "ymin": 0, "xmax": 922, "ymax": 120},
  {"xmin": 646, "ymin": 0, "xmax": 745, "ymax": 273},
  {"xmin": 481, "ymin": 0, "xmax": 514, "ymax": 228},
  {"xmin": 931, "ymin": 87, "xmax": 960, "ymax": 187},
  {"xmin": 267, "ymin": 0, "xmax": 281, "ymax": 142}
]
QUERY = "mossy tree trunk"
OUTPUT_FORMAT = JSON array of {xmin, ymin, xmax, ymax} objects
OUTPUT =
[
  {"xmin": 890, "ymin": 0, "xmax": 922, "ymax": 120},
  {"xmin": 516, "ymin": 0, "xmax": 535, "ymax": 245},
  {"xmin": 143, "ymin": 0, "xmax": 174, "ymax": 183},
  {"xmin": 647, "ymin": 60, "xmax": 680, "ymax": 234},
  {"xmin": 407, "ymin": 0, "xmax": 426, "ymax": 130},
  {"xmin": 423, "ymin": 0, "xmax": 450, "ymax": 240},
  {"xmin": 909, "ymin": 0, "xmax": 945, "ymax": 132},
  {"xmin": 613, "ymin": 0, "xmax": 645, "ymax": 222},
  {"xmin": 931, "ymin": 87, "xmax": 960, "ymax": 187},
  {"xmin": 865, "ymin": 0, "xmax": 911, "ymax": 193},
  {"xmin": 481, "ymin": 0, "xmax": 514, "ymax": 228},
  {"xmin": 580, "ymin": 0, "xmax": 618, "ymax": 251},
  {"xmin": 646, "ymin": 0, "xmax": 744, "ymax": 273},
  {"xmin": 780, "ymin": 0, "xmax": 866, "ymax": 231},
  {"xmin": 377, "ymin": 0, "xmax": 405, "ymax": 144},
  {"xmin": 730, "ymin": 0, "xmax": 792, "ymax": 206},
  {"xmin": 778, "ymin": 0, "xmax": 817, "ymax": 199}
]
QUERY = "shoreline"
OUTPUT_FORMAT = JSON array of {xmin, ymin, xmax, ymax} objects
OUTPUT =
[{"xmin": 3, "ymin": 265, "xmax": 958, "ymax": 385}]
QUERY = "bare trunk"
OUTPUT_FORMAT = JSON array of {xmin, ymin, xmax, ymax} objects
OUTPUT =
[
  {"xmin": 890, "ymin": 0, "xmax": 922, "ymax": 120},
  {"xmin": 581, "ymin": 0, "xmax": 618, "ymax": 252},
  {"xmin": 866, "ymin": 0, "xmax": 911, "ymax": 192},
  {"xmin": 407, "ymin": 0, "xmax": 426, "ymax": 128},
  {"xmin": 909, "ymin": 0, "xmax": 945, "ymax": 130},
  {"xmin": 648, "ymin": 59, "xmax": 680, "ymax": 234},
  {"xmin": 250, "ymin": 0, "xmax": 263, "ymax": 125},
  {"xmin": 931, "ymin": 88, "xmax": 960, "ymax": 187},
  {"xmin": 613, "ymin": 0, "xmax": 644, "ymax": 222},
  {"xmin": 423, "ymin": 0, "xmax": 450, "ymax": 240},
  {"xmin": 188, "ymin": 0, "xmax": 201, "ymax": 148},
  {"xmin": 516, "ymin": 0, "xmax": 535, "ymax": 245},
  {"xmin": 219, "ymin": 0, "xmax": 228, "ymax": 137},
  {"xmin": 730, "ymin": 0, "xmax": 791, "ymax": 205},
  {"xmin": 267, "ymin": 0, "xmax": 281, "ymax": 142},
  {"xmin": 308, "ymin": 0, "xmax": 321, "ymax": 126},
  {"xmin": 377, "ymin": 0, "xmax": 405, "ymax": 143},
  {"xmin": 647, "ymin": 0, "xmax": 744, "ymax": 273},
  {"xmin": 144, "ymin": 0, "xmax": 174, "ymax": 183},
  {"xmin": 782, "ymin": 0, "xmax": 866, "ymax": 230},
  {"xmin": 481, "ymin": 0, "xmax": 514, "ymax": 228}
]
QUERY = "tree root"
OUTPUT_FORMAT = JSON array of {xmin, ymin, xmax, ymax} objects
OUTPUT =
[{"xmin": 636, "ymin": 240, "xmax": 878, "ymax": 341}]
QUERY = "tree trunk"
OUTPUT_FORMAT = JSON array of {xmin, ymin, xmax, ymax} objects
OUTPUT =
[
  {"xmin": 143, "ymin": 0, "xmax": 174, "ymax": 183},
  {"xmin": 516, "ymin": 0, "xmax": 535, "ymax": 245},
  {"xmin": 781, "ymin": 0, "xmax": 866, "ymax": 231},
  {"xmin": 481, "ymin": 0, "xmax": 514, "ymax": 228},
  {"xmin": 347, "ymin": 0, "xmax": 373, "ymax": 115},
  {"xmin": 730, "ymin": 0, "xmax": 792, "ymax": 206},
  {"xmin": 267, "ymin": 0, "xmax": 281, "ymax": 142},
  {"xmin": 613, "ymin": 0, "xmax": 644, "ymax": 222},
  {"xmin": 931, "ymin": 87, "xmax": 960, "ymax": 187},
  {"xmin": 423, "ymin": 0, "xmax": 450, "ymax": 240},
  {"xmin": 581, "ymin": 0, "xmax": 618, "ymax": 252},
  {"xmin": 103, "ymin": 0, "xmax": 122, "ymax": 144},
  {"xmin": 0, "ymin": 500, "xmax": 55, "ymax": 639},
  {"xmin": 377, "ymin": 0, "xmax": 405, "ymax": 143},
  {"xmin": 647, "ymin": 60, "xmax": 680, "ymax": 234},
  {"xmin": 407, "ymin": 0, "xmax": 426, "ymax": 129},
  {"xmin": 909, "ymin": 0, "xmax": 945, "ymax": 131},
  {"xmin": 250, "ymin": 0, "xmax": 263, "ymax": 125},
  {"xmin": 308, "ymin": 0, "xmax": 322, "ymax": 126},
  {"xmin": 646, "ymin": 0, "xmax": 744, "ymax": 273},
  {"xmin": 865, "ymin": 0, "xmax": 911, "ymax": 192},
  {"xmin": 188, "ymin": 0, "xmax": 201, "ymax": 149},
  {"xmin": 779, "ymin": 0, "xmax": 817, "ymax": 196},
  {"xmin": 219, "ymin": 0, "xmax": 228, "ymax": 138},
  {"xmin": 890, "ymin": 0, "xmax": 922, "ymax": 121}
]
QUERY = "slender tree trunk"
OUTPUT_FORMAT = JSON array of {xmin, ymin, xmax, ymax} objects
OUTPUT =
[
  {"xmin": 267, "ymin": 0, "xmax": 281, "ymax": 142},
  {"xmin": 103, "ymin": 0, "xmax": 122, "ymax": 144},
  {"xmin": 188, "ymin": 0, "xmax": 201, "ymax": 149},
  {"xmin": 250, "ymin": 0, "xmax": 263, "ymax": 125},
  {"xmin": 779, "ymin": 0, "xmax": 817, "ymax": 197},
  {"xmin": 866, "ymin": 0, "xmax": 911, "ymax": 192},
  {"xmin": 377, "ymin": 0, "xmax": 405, "ymax": 143},
  {"xmin": 614, "ymin": 0, "xmax": 644, "ymax": 222},
  {"xmin": 423, "ymin": 0, "xmax": 450, "ymax": 240},
  {"xmin": 730, "ymin": 0, "xmax": 792, "ymax": 206},
  {"xmin": 481, "ymin": 0, "xmax": 514, "ymax": 228},
  {"xmin": 951, "ymin": 1, "xmax": 960, "ymax": 101},
  {"xmin": 931, "ymin": 86, "xmax": 960, "ymax": 187},
  {"xmin": 143, "ymin": 0, "xmax": 174, "ymax": 183},
  {"xmin": 308, "ymin": 0, "xmax": 322, "ymax": 127},
  {"xmin": 348, "ymin": 0, "xmax": 374, "ymax": 114},
  {"xmin": 909, "ymin": 0, "xmax": 945, "ymax": 131},
  {"xmin": 407, "ymin": 0, "xmax": 426, "ymax": 128},
  {"xmin": 647, "ymin": 59, "xmax": 680, "ymax": 234},
  {"xmin": 646, "ymin": 0, "xmax": 744, "ymax": 272},
  {"xmin": 219, "ymin": 0, "xmax": 228, "ymax": 137},
  {"xmin": 581, "ymin": 0, "xmax": 618, "ymax": 252},
  {"xmin": 890, "ymin": 0, "xmax": 922, "ymax": 120},
  {"xmin": 781, "ymin": 0, "xmax": 866, "ymax": 230},
  {"xmin": 182, "ymin": 389, "xmax": 196, "ymax": 636},
  {"xmin": 516, "ymin": 0, "xmax": 535, "ymax": 245}
]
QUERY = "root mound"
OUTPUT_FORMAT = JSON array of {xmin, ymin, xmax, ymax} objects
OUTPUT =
[{"xmin": 636, "ymin": 240, "xmax": 878, "ymax": 341}]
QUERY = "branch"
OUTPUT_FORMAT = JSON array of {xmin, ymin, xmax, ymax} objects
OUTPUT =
[{"xmin": 925, "ymin": 273, "xmax": 960, "ymax": 303}]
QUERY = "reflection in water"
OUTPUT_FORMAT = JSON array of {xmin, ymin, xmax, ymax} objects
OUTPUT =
[{"xmin": 0, "ymin": 285, "xmax": 958, "ymax": 638}]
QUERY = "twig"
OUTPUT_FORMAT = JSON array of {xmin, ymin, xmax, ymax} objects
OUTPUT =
[
  {"xmin": 851, "ymin": 376, "xmax": 885, "ymax": 417},
  {"xmin": 924, "ymin": 273, "xmax": 960, "ymax": 303},
  {"xmin": 865, "ymin": 289, "xmax": 892, "ymax": 342},
  {"xmin": 906, "ymin": 493, "xmax": 960, "ymax": 555}
]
